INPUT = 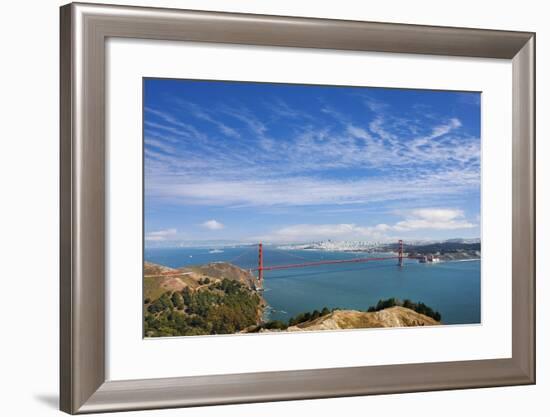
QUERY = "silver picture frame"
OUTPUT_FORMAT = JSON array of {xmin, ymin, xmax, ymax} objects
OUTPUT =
[{"xmin": 60, "ymin": 2, "xmax": 535, "ymax": 414}]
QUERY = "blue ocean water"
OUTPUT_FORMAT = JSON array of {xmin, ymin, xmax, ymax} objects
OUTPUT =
[{"xmin": 144, "ymin": 246, "xmax": 480, "ymax": 325}]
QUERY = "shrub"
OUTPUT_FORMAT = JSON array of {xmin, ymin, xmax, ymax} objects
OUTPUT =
[
  {"xmin": 263, "ymin": 320, "xmax": 287, "ymax": 330},
  {"xmin": 368, "ymin": 298, "xmax": 442, "ymax": 322},
  {"xmin": 171, "ymin": 292, "xmax": 184, "ymax": 310}
]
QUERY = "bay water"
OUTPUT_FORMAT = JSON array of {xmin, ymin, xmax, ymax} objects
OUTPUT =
[{"xmin": 145, "ymin": 246, "xmax": 480, "ymax": 325}]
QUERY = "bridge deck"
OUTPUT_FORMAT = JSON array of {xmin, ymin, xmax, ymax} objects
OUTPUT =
[{"xmin": 253, "ymin": 255, "xmax": 400, "ymax": 271}]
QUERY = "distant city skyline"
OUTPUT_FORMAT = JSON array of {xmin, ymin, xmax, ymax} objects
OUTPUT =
[{"xmin": 144, "ymin": 79, "xmax": 480, "ymax": 247}]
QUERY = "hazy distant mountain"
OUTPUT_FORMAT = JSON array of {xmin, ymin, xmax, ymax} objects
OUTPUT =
[
  {"xmin": 276, "ymin": 238, "xmax": 480, "ymax": 252},
  {"xmin": 145, "ymin": 239, "xmax": 252, "ymax": 249},
  {"xmin": 444, "ymin": 238, "xmax": 481, "ymax": 244}
]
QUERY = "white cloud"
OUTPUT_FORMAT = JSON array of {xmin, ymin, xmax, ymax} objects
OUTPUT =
[
  {"xmin": 176, "ymin": 100, "xmax": 241, "ymax": 139},
  {"xmin": 407, "ymin": 118, "xmax": 463, "ymax": 153},
  {"xmin": 346, "ymin": 125, "xmax": 372, "ymax": 140},
  {"xmin": 369, "ymin": 116, "xmax": 396, "ymax": 143},
  {"xmin": 148, "ymin": 170, "xmax": 479, "ymax": 208},
  {"xmin": 146, "ymin": 103, "xmax": 477, "ymax": 180},
  {"xmin": 410, "ymin": 208, "xmax": 463, "ymax": 221},
  {"xmin": 427, "ymin": 118, "xmax": 462, "ymax": 140},
  {"xmin": 145, "ymin": 228, "xmax": 177, "ymax": 241},
  {"xmin": 258, "ymin": 208, "xmax": 476, "ymax": 243},
  {"xmin": 201, "ymin": 219, "xmax": 225, "ymax": 230},
  {"xmin": 144, "ymin": 108, "xmax": 207, "ymax": 141},
  {"xmin": 144, "ymin": 100, "xmax": 479, "ymax": 211},
  {"xmin": 268, "ymin": 98, "xmax": 314, "ymax": 120},
  {"xmin": 259, "ymin": 223, "xmax": 389, "ymax": 243},
  {"xmin": 144, "ymin": 137, "xmax": 175, "ymax": 155},
  {"xmin": 393, "ymin": 208, "xmax": 475, "ymax": 231},
  {"xmin": 220, "ymin": 106, "xmax": 268, "ymax": 137},
  {"xmin": 363, "ymin": 97, "xmax": 389, "ymax": 113}
]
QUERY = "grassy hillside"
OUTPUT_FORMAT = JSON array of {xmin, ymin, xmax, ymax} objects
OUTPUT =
[
  {"xmin": 143, "ymin": 262, "xmax": 264, "ymax": 337},
  {"xmin": 287, "ymin": 307, "xmax": 439, "ymax": 331},
  {"xmin": 144, "ymin": 263, "xmax": 442, "ymax": 336},
  {"xmin": 257, "ymin": 298, "xmax": 441, "ymax": 332}
]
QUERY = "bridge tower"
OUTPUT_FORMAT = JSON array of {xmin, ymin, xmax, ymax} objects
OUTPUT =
[
  {"xmin": 398, "ymin": 239, "xmax": 404, "ymax": 267},
  {"xmin": 258, "ymin": 242, "xmax": 264, "ymax": 286}
]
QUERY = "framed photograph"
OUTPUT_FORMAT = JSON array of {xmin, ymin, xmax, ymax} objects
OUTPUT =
[
  {"xmin": 60, "ymin": 2, "xmax": 535, "ymax": 414},
  {"xmin": 142, "ymin": 78, "xmax": 479, "ymax": 336}
]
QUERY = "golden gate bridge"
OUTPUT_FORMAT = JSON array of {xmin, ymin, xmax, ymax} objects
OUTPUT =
[
  {"xmin": 144, "ymin": 240, "xmax": 406, "ymax": 286},
  {"xmin": 253, "ymin": 240, "xmax": 405, "ymax": 287}
]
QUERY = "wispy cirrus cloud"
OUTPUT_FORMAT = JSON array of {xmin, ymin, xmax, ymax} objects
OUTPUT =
[
  {"xmin": 174, "ymin": 100, "xmax": 241, "ymax": 139},
  {"xmin": 143, "ymin": 83, "xmax": 480, "ymax": 242},
  {"xmin": 144, "ymin": 98, "xmax": 479, "ymax": 207},
  {"xmin": 147, "ymin": 170, "xmax": 479, "ymax": 208}
]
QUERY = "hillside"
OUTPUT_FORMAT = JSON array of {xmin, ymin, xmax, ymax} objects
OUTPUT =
[
  {"xmin": 143, "ymin": 261, "xmax": 264, "ymax": 337},
  {"xmin": 188, "ymin": 262, "xmax": 257, "ymax": 289},
  {"xmin": 404, "ymin": 241, "xmax": 480, "ymax": 261},
  {"xmin": 144, "ymin": 262, "xmax": 442, "ymax": 336},
  {"xmin": 144, "ymin": 261, "xmax": 257, "ymax": 302},
  {"xmin": 286, "ymin": 307, "xmax": 439, "ymax": 331}
]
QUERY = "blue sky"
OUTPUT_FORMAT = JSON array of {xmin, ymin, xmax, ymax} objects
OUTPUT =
[{"xmin": 144, "ymin": 79, "xmax": 480, "ymax": 246}]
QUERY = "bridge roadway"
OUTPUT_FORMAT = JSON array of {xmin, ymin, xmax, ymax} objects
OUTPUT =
[{"xmin": 252, "ymin": 255, "xmax": 401, "ymax": 272}]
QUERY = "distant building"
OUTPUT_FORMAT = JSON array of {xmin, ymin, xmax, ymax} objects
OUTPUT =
[{"xmin": 419, "ymin": 254, "xmax": 440, "ymax": 263}]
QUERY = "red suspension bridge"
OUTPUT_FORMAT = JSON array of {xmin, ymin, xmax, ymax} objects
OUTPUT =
[
  {"xmin": 254, "ymin": 240, "xmax": 405, "ymax": 287},
  {"xmin": 143, "ymin": 240, "xmax": 406, "ymax": 286}
]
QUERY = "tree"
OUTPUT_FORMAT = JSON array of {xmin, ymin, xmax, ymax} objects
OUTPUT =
[
  {"xmin": 159, "ymin": 293, "xmax": 173, "ymax": 309},
  {"xmin": 182, "ymin": 287, "xmax": 192, "ymax": 305},
  {"xmin": 264, "ymin": 320, "xmax": 287, "ymax": 330},
  {"xmin": 171, "ymin": 292, "xmax": 184, "ymax": 310},
  {"xmin": 144, "ymin": 277, "xmax": 263, "ymax": 337}
]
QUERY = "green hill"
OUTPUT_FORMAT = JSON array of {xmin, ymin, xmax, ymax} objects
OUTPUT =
[{"xmin": 143, "ymin": 262, "xmax": 264, "ymax": 337}]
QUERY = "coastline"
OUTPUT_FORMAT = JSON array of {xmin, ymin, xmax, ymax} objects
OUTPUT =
[{"xmin": 144, "ymin": 244, "xmax": 481, "ymax": 329}]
